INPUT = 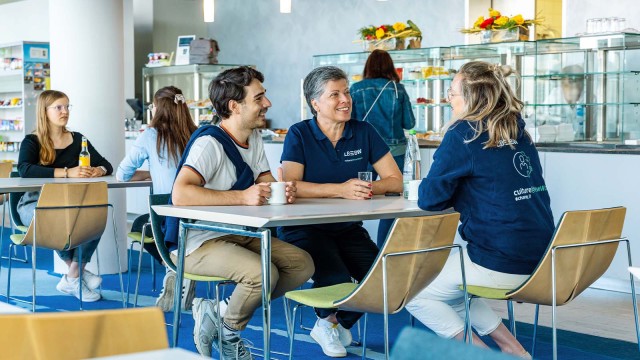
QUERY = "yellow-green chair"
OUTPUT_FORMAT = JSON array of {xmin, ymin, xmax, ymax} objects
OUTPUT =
[
  {"xmin": 284, "ymin": 212, "xmax": 465, "ymax": 360},
  {"xmin": 148, "ymin": 193, "xmax": 234, "ymax": 351},
  {"xmin": 462, "ymin": 207, "xmax": 639, "ymax": 360}
]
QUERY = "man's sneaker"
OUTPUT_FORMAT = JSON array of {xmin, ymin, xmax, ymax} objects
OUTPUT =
[
  {"xmin": 310, "ymin": 320, "xmax": 347, "ymax": 357},
  {"xmin": 56, "ymin": 275, "xmax": 101, "ymax": 302},
  {"xmin": 336, "ymin": 324, "xmax": 352, "ymax": 347},
  {"xmin": 155, "ymin": 272, "xmax": 196, "ymax": 312},
  {"xmin": 155, "ymin": 271, "xmax": 175, "ymax": 312},
  {"xmin": 182, "ymin": 278, "xmax": 196, "ymax": 311},
  {"xmin": 192, "ymin": 298, "xmax": 220, "ymax": 357},
  {"xmin": 220, "ymin": 335, "xmax": 254, "ymax": 360},
  {"xmin": 82, "ymin": 269, "xmax": 102, "ymax": 290}
]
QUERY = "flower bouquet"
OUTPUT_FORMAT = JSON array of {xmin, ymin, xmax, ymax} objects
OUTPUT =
[
  {"xmin": 461, "ymin": 8, "xmax": 542, "ymax": 43},
  {"xmin": 358, "ymin": 20, "xmax": 422, "ymax": 51}
]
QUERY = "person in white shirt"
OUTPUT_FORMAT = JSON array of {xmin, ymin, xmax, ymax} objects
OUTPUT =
[{"xmin": 171, "ymin": 66, "xmax": 314, "ymax": 360}]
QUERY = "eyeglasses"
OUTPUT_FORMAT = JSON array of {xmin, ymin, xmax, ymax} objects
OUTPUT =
[
  {"xmin": 148, "ymin": 103, "xmax": 155, "ymax": 112},
  {"xmin": 47, "ymin": 104, "xmax": 72, "ymax": 112},
  {"xmin": 447, "ymin": 88, "xmax": 461, "ymax": 100}
]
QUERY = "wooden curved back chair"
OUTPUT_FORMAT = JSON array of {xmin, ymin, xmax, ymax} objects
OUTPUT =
[
  {"xmin": 284, "ymin": 212, "xmax": 464, "ymax": 360},
  {"xmin": 464, "ymin": 207, "xmax": 638, "ymax": 360},
  {"xmin": 0, "ymin": 307, "xmax": 168, "ymax": 359},
  {"xmin": 20, "ymin": 182, "xmax": 109, "ymax": 250},
  {"xmin": 7, "ymin": 182, "xmax": 125, "ymax": 311}
]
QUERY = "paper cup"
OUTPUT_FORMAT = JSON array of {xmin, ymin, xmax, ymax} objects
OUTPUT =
[{"xmin": 408, "ymin": 180, "xmax": 421, "ymax": 201}]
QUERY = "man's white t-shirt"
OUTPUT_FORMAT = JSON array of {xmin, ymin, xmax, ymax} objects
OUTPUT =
[{"xmin": 180, "ymin": 128, "xmax": 271, "ymax": 255}]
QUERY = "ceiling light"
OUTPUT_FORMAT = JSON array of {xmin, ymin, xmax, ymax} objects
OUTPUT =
[
  {"xmin": 280, "ymin": 0, "xmax": 292, "ymax": 13},
  {"xmin": 204, "ymin": 0, "xmax": 215, "ymax": 22}
]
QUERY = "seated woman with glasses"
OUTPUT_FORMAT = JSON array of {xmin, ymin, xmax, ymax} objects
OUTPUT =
[
  {"xmin": 116, "ymin": 86, "xmax": 198, "ymax": 311},
  {"xmin": 405, "ymin": 61, "xmax": 554, "ymax": 359},
  {"xmin": 17, "ymin": 89, "xmax": 113, "ymax": 302}
]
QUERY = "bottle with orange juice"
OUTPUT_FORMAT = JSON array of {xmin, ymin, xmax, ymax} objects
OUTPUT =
[{"xmin": 79, "ymin": 136, "xmax": 90, "ymax": 166}]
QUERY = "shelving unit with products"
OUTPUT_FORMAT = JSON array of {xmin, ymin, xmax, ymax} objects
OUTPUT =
[
  {"xmin": 313, "ymin": 32, "xmax": 640, "ymax": 144},
  {"xmin": 142, "ymin": 64, "xmax": 251, "ymax": 127},
  {"xmin": 0, "ymin": 41, "xmax": 50, "ymax": 163}
]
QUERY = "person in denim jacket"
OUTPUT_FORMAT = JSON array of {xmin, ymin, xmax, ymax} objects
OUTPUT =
[{"xmin": 350, "ymin": 49, "xmax": 415, "ymax": 246}]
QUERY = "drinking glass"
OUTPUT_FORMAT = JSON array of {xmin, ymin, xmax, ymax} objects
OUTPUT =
[{"xmin": 358, "ymin": 171, "xmax": 373, "ymax": 185}]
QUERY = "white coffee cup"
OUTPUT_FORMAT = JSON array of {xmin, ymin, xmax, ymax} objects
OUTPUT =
[
  {"xmin": 268, "ymin": 182, "xmax": 287, "ymax": 205},
  {"xmin": 408, "ymin": 180, "xmax": 421, "ymax": 201}
]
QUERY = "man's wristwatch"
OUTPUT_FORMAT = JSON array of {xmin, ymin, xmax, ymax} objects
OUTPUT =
[
  {"xmin": 98, "ymin": 166, "xmax": 107, "ymax": 175},
  {"xmin": 64, "ymin": 167, "xmax": 68, "ymax": 178}
]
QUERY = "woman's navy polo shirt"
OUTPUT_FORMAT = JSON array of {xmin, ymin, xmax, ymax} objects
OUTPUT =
[{"xmin": 279, "ymin": 117, "xmax": 389, "ymax": 232}]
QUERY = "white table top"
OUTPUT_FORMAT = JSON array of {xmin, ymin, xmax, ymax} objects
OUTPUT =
[
  {"xmin": 0, "ymin": 302, "xmax": 28, "ymax": 314},
  {"xmin": 152, "ymin": 196, "xmax": 445, "ymax": 228},
  {"xmin": 88, "ymin": 348, "xmax": 203, "ymax": 359},
  {"xmin": 0, "ymin": 175, "xmax": 151, "ymax": 193}
]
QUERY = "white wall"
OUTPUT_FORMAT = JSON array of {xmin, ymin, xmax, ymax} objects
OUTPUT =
[
  {"xmin": 563, "ymin": 0, "xmax": 639, "ymax": 37},
  {"xmin": 205, "ymin": 0, "xmax": 466, "ymax": 129},
  {"xmin": 0, "ymin": 0, "xmax": 49, "ymax": 44}
]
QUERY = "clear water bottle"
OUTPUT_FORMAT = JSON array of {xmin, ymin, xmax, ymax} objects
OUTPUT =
[
  {"xmin": 403, "ymin": 130, "xmax": 421, "ymax": 198},
  {"xmin": 574, "ymin": 105, "xmax": 585, "ymax": 140}
]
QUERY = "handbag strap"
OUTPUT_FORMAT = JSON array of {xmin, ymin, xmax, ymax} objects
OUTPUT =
[{"xmin": 362, "ymin": 80, "xmax": 398, "ymax": 122}]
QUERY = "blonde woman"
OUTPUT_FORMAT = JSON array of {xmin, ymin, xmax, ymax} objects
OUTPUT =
[
  {"xmin": 17, "ymin": 90, "xmax": 112, "ymax": 302},
  {"xmin": 405, "ymin": 61, "xmax": 554, "ymax": 359}
]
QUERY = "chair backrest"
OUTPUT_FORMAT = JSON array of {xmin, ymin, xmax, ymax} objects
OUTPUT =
[
  {"xmin": 0, "ymin": 162, "xmax": 11, "ymax": 178},
  {"xmin": 507, "ymin": 206, "xmax": 626, "ymax": 306},
  {"xmin": 20, "ymin": 182, "xmax": 109, "ymax": 251},
  {"xmin": 335, "ymin": 212, "xmax": 460, "ymax": 314},
  {"xmin": 148, "ymin": 193, "xmax": 176, "ymax": 272},
  {"xmin": 0, "ymin": 307, "xmax": 168, "ymax": 359}
]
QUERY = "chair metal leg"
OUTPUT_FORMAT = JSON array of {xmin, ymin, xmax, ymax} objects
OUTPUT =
[
  {"xmin": 507, "ymin": 300, "xmax": 516, "ymax": 337},
  {"xmin": 622, "ymin": 240, "xmax": 640, "ymax": 352},
  {"xmin": 215, "ymin": 282, "xmax": 224, "ymax": 358},
  {"xmin": 126, "ymin": 241, "xmax": 135, "ymax": 306},
  {"xmin": 361, "ymin": 312, "xmax": 368, "ymax": 360},
  {"xmin": 551, "ymin": 248, "xmax": 558, "ymax": 360},
  {"xmin": 133, "ymin": 241, "xmax": 145, "ymax": 307},
  {"xmin": 151, "ymin": 252, "xmax": 156, "ymax": 291},
  {"xmin": 531, "ymin": 304, "xmax": 539, "ymax": 358},
  {"xmin": 78, "ymin": 247, "xmax": 84, "ymax": 310},
  {"xmin": 110, "ymin": 207, "xmax": 126, "ymax": 308},
  {"xmin": 288, "ymin": 302, "xmax": 300, "ymax": 360}
]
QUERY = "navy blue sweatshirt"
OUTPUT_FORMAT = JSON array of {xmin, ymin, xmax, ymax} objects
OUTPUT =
[{"xmin": 418, "ymin": 117, "xmax": 554, "ymax": 274}]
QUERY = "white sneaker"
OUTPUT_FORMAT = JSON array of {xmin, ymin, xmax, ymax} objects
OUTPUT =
[
  {"xmin": 56, "ymin": 275, "xmax": 101, "ymax": 302},
  {"xmin": 310, "ymin": 319, "xmax": 347, "ymax": 358},
  {"xmin": 336, "ymin": 324, "xmax": 352, "ymax": 347},
  {"xmin": 155, "ymin": 271, "xmax": 196, "ymax": 312},
  {"xmin": 82, "ymin": 269, "xmax": 102, "ymax": 290}
]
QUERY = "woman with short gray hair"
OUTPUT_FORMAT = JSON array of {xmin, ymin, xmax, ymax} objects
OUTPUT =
[{"xmin": 278, "ymin": 66, "xmax": 403, "ymax": 357}]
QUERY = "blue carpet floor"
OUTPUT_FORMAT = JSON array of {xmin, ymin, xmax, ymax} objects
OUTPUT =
[{"xmin": 1, "ymin": 228, "xmax": 639, "ymax": 359}]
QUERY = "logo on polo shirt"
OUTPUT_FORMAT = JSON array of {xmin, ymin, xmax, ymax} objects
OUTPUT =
[
  {"xmin": 344, "ymin": 148, "xmax": 363, "ymax": 162},
  {"xmin": 513, "ymin": 151, "xmax": 532, "ymax": 178}
]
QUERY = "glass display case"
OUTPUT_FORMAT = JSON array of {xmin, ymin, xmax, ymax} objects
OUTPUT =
[
  {"xmin": 142, "ymin": 64, "xmax": 251, "ymax": 125},
  {"xmin": 0, "ymin": 41, "xmax": 50, "ymax": 163},
  {"xmin": 313, "ymin": 48, "xmax": 451, "ymax": 133},
  {"xmin": 312, "ymin": 33, "xmax": 640, "ymax": 144},
  {"xmin": 532, "ymin": 33, "xmax": 640, "ymax": 143}
]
